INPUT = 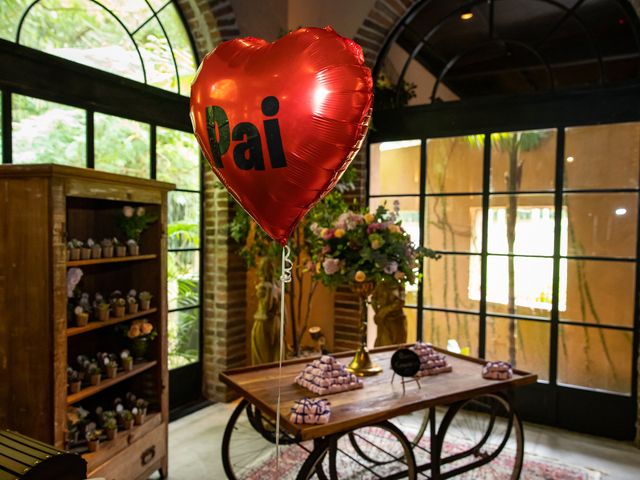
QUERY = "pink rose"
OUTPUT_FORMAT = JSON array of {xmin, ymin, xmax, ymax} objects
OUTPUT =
[
  {"xmin": 122, "ymin": 206, "xmax": 134, "ymax": 218},
  {"xmin": 322, "ymin": 258, "xmax": 342, "ymax": 275}
]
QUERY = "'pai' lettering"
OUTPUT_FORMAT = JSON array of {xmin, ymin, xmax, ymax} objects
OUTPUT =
[{"xmin": 205, "ymin": 96, "xmax": 288, "ymax": 170}]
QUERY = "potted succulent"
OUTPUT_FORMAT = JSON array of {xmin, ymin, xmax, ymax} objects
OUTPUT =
[
  {"xmin": 67, "ymin": 367, "xmax": 81, "ymax": 394},
  {"xmin": 74, "ymin": 306, "xmax": 89, "ymax": 327},
  {"xmin": 139, "ymin": 291, "xmax": 152, "ymax": 311},
  {"xmin": 94, "ymin": 293, "xmax": 110, "ymax": 322},
  {"xmin": 119, "ymin": 410, "xmax": 134, "ymax": 430},
  {"xmin": 126, "ymin": 239, "xmax": 139, "ymax": 256},
  {"xmin": 67, "ymin": 239, "xmax": 83, "ymax": 261},
  {"xmin": 100, "ymin": 238, "xmax": 114, "ymax": 258},
  {"xmin": 87, "ymin": 363, "xmax": 102, "ymax": 386},
  {"xmin": 121, "ymin": 350, "xmax": 133, "ymax": 371},
  {"xmin": 86, "ymin": 429, "xmax": 101, "ymax": 452},
  {"xmin": 114, "ymin": 238, "xmax": 127, "ymax": 257},
  {"xmin": 87, "ymin": 238, "xmax": 101, "ymax": 259},
  {"xmin": 105, "ymin": 359, "xmax": 118, "ymax": 379},
  {"xmin": 80, "ymin": 241, "xmax": 92, "ymax": 260},
  {"xmin": 133, "ymin": 399, "xmax": 148, "ymax": 426},
  {"xmin": 127, "ymin": 290, "xmax": 139, "ymax": 314},
  {"xmin": 111, "ymin": 293, "xmax": 126, "ymax": 318},
  {"xmin": 65, "ymin": 406, "xmax": 89, "ymax": 448},
  {"xmin": 103, "ymin": 417, "xmax": 118, "ymax": 440}
]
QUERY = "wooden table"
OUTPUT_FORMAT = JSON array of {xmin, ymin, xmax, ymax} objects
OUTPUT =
[{"xmin": 220, "ymin": 345, "xmax": 537, "ymax": 480}]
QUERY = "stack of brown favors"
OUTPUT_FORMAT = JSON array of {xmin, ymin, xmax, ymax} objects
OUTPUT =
[
  {"xmin": 294, "ymin": 355, "xmax": 363, "ymax": 395},
  {"xmin": 482, "ymin": 361, "xmax": 513, "ymax": 380},
  {"xmin": 411, "ymin": 342, "xmax": 453, "ymax": 376}
]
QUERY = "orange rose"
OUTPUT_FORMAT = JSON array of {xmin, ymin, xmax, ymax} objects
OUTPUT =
[
  {"xmin": 388, "ymin": 224, "xmax": 401, "ymax": 234},
  {"xmin": 141, "ymin": 322, "xmax": 153, "ymax": 335},
  {"xmin": 334, "ymin": 228, "xmax": 346, "ymax": 238},
  {"xmin": 128, "ymin": 325, "xmax": 141, "ymax": 338},
  {"xmin": 364, "ymin": 213, "xmax": 375, "ymax": 224},
  {"xmin": 354, "ymin": 271, "xmax": 366, "ymax": 282}
]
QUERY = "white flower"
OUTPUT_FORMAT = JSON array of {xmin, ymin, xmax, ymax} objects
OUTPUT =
[
  {"xmin": 127, "ymin": 239, "xmax": 137, "ymax": 246},
  {"xmin": 136, "ymin": 206, "xmax": 145, "ymax": 217},
  {"xmin": 87, "ymin": 238, "xmax": 95, "ymax": 247},
  {"xmin": 123, "ymin": 206, "xmax": 135, "ymax": 218}
]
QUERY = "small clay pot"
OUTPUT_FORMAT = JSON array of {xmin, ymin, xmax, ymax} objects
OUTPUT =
[
  {"xmin": 128, "ymin": 303, "xmax": 139, "ymax": 315},
  {"xmin": 91, "ymin": 246, "xmax": 102, "ymax": 259},
  {"xmin": 69, "ymin": 381, "xmax": 81, "ymax": 394},
  {"xmin": 121, "ymin": 418, "xmax": 134, "ymax": 431},
  {"xmin": 89, "ymin": 374, "xmax": 101, "ymax": 386},
  {"xmin": 115, "ymin": 245, "xmax": 127, "ymax": 257},
  {"xmin": 114, "ymin": 305, "xmax": 126, "ymax": 318},
  {"xmin": 106, "ymin": 365, "xmax": 118, "ymax": 379},
  {"xmin": 140, "ymin": 299, "xmax": 151, "ymax": 311},
  {"xmin": 87, "ymin": 439, "xmax": 100, "ymax": 453},
  {"xmin": 97, "ymin": 308, "xmax": 110, "ymax": 322},
  {"xmin": 122, "ymin": 357, "xmax": 133, "ymax": 372},
  {"xmin": 69, "ymin": 248, "xmax": 80, "ymax": 261},
  {"xmin": 80, "ymin": 248, "xmax": 92, "ymax": 260},
  {"xmin": 75, "ymin": 312, "xmax": 89, "ymax": 327},
  {"xmin": 128, "ymin": 244, "xmax": 140, "ymax": 256},
  {"xmin": 102, "ymin": 246, "xmax": 114, "ymax": 258},
  {"xmin": 106, "ymin": 428, "xmax": 117, "ymax": 441},
  {"xmin": 134, "ymin": 412, "xmax": 146, "ymax": 426}
]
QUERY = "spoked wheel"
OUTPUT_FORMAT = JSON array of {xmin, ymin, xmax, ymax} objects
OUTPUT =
[
  {"xmin": 222, "ymin": 399, "xmax": 313, "ymax": 480},
  {"xmin": 297, "ymin": 421, "xmax": 417, "ymax": 480},
  {"xmin": 435, "ymin": 393, "xmax": 524, "ymax": 479}
]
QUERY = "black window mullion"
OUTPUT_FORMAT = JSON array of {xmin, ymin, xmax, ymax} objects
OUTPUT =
[
  {"xmin": 150, "ymin": 124, "xmax": 156, "ymax": 179},
  {"xmin": 478, "ymin": 133, "xmax": 491, "ymax": 358},
  {"xmin": 632, "ymin": 146, "xmax": 640, "ymax": 406},
  {"xmin": 2, "ymin": 90, "xmax": 11, "ymax": 164},
  {"xmin": 417, "ymin": 138, "xmax": 427, "ymax": 341},
  {"xmin": 550, "ymin": 127, "xmax": 565, "ymax": 387},
  {"xmin": 86, "ymin": 109, "xmax": 94, "ymax": 168}
]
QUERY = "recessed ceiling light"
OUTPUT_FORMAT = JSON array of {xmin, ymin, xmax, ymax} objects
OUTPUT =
[
  {"xmin": 566, "ymin": 156, "xmax": 574, "ymax": 163},
  {"xmin": 615, "ymin": 208, "xmax": 627, "ymax": 216},
  {"xmin": 460, "ymin": 11, "xmax": 473, "ymax": 21}
]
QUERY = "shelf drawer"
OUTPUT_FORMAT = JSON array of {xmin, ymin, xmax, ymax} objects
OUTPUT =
[{"xmin": 88, "ymin": 423, "xmax": 166, "ymax": 480}]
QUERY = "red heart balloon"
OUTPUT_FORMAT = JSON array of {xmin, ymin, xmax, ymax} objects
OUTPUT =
[{"xmin": 190, "ymin": 27, "xmax": 373, "ymax": 245}]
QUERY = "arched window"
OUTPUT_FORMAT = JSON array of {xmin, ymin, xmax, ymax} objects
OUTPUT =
[
  {"xmin": 1, "ymin": 0, "xmax": 196, "ymax": 95},
  {"xmin": 0, "ymin": 1, "xmax": 204, "ymax": 394}
]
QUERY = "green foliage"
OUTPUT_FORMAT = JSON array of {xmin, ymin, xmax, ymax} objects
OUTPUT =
[
  {"xmin": 116, "ymin": 206, "xmax": 158, "ymax": 242},
  {"xmin": 374, "ymin": 73, "xmax": 417, "ymax": 110}
]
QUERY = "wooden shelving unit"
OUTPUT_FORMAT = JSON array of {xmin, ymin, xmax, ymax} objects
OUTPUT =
[
  {"xmin": 66, "ymin": 361, "xmax": 158, "ymax": 405},
  {"xmin": 67, "ymin": 308, "xmax": 158, "ymax": 337},
  {"xmin": 0, "ymin": 164, "xmax": 174, "ymax": 480},
  {"xmin": 67, "ymin": 254, "xmax": 157, "ymax": 267}
]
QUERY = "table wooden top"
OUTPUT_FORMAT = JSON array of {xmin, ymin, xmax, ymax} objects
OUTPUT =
[{"xmin": 220, "ymin": 345, "xmax": 538, "ymax": 441}]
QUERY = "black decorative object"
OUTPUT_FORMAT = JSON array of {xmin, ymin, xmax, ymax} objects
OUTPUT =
[{"xmin": 390, "ymin": 348, "xmax": 422, "ymax": 394}]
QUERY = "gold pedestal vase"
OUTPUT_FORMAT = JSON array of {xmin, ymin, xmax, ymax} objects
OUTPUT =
[{"xmin": 347, "ymin": 281, "xmax": 382, "ymax": 376}]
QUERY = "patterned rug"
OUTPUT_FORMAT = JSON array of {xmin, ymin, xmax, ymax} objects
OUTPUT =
[{"xmin": 244, "ymin": 432, "xmax": 602, "ymax": 480}]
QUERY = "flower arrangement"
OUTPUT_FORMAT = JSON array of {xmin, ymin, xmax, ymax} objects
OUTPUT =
[
  {"xmin": 122, "ymin": 319, "xmax": 156, "ymax": 359},
  {"xmin": 117, "ymin": 205, "xmax": 157, "ymax": 243},
  {"xmin": 308, "ymin": 203, "xmax": 437, "ymax": 290}
]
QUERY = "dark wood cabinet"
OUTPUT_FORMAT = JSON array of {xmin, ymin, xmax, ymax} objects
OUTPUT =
[{"xmin": 0, "ymin": 164, "xmax": 174, "ymax": 480}]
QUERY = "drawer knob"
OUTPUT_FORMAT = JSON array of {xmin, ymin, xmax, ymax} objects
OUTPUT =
[{"xmin": 141, "ymin": 445, "xmax": 156, "ymax": 466}]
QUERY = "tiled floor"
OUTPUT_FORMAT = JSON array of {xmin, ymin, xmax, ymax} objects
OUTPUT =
[{"xmin": 150, "ymin": 402, "xmax": 640, "ymax": 479}]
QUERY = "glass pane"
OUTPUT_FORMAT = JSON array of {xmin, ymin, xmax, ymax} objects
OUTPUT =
[
  {"xmin": 134, "ymin": 17, "xmax": 177, "ymax": 92},
  {"xmin": 424, "ymin": 254, "xmax": 480, "ymax": 312},
  {"xmin": 0, "ymin": 0, "xmax": 32, "ymax": 42},
  {"xmin": 0, "ymin": 91, "xmax": 2, "ymax": 157},
  {"xmin": 159, "ymin": 4, "xmax": 197, "ymax": 95},
  {"xmin": 156, "ymin": 127, "xmax": 200, "ymax": 190},
  {"xmin": 369, "ymin": 140, "xmax": 421, "ymax": 195},
  {"xmin": 564, "ymin": 193, "xmax": 637, "ymax": 258},
  {"xmin": 168, "ymin": 250, "xmax": 200, "ymax": 309},
  {"xmin": 427, "ymin": 136, "xmax": 483, "ymax": 193},
  {"xmin": 19, "ymin": 0, "xmax": 144, "ymax": 83},
  {"xmin": 425, "ymin": 195, "xmax": 481, "ymax": 252},
  {"xmin": 558, "ymin": 325, "xmax": 632, "ymax": 394},
  {"xmin": 168, "ymin": 191, "xmax": 200, "ymax": 249},
  {"xmin": 12, "ymin": 94, "xmax": 86, "ymax": 167},
  {"xmin": 563, "ymin": 260, "xmax": 635, "ymax": 328},
  {"xmin": 565, "ymin": 123, "xmax": 640, "ymax": 189},
  {"xmin": 405, "ymin": 308, "xmax": 417, "ymax": 344},
  {"xmin": 422, "ymin": 311, "xmax": 479, "ymax": 356},
  {"xmin": 99, "ymin": 0, "xmax": 154, "ymax": 31},
  {"xmin": 488, "ymin": 195, "xmax": 556, "ymax": 255},
  {"xmin": 95, "ymin": 113, "xmax": 150, "ymax": 177},
  {"xmin": 168, "ymin": 308, "xmax": 200, "ymax": 369},
  {"xmin": 369, "ymin": 196, "xmax": 420, "ymax": 245},
  {"xmin": 485, "ymin": 256, "xmax": 559, "ymax": 318},
  {"xmin": 490, "ymin": 129, "xmax": 556, "ymax": 192},
  {"xmin": 486, "ymin": 317, "xmax": 550, "ymax": 381}
]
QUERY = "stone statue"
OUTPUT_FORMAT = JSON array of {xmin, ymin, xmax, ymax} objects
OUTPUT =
[
  {"xmin": 372, "ymin": 280, "xmax": 407, "ymax": 346},
  {"xmin": 251, "ymin": 257, "xmax": 280, "ymax": 365}
]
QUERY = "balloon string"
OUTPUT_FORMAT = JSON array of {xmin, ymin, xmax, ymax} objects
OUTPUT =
[{"xmin": 275, "ymin": 244, "xmax": 292, "ymax": 477}]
